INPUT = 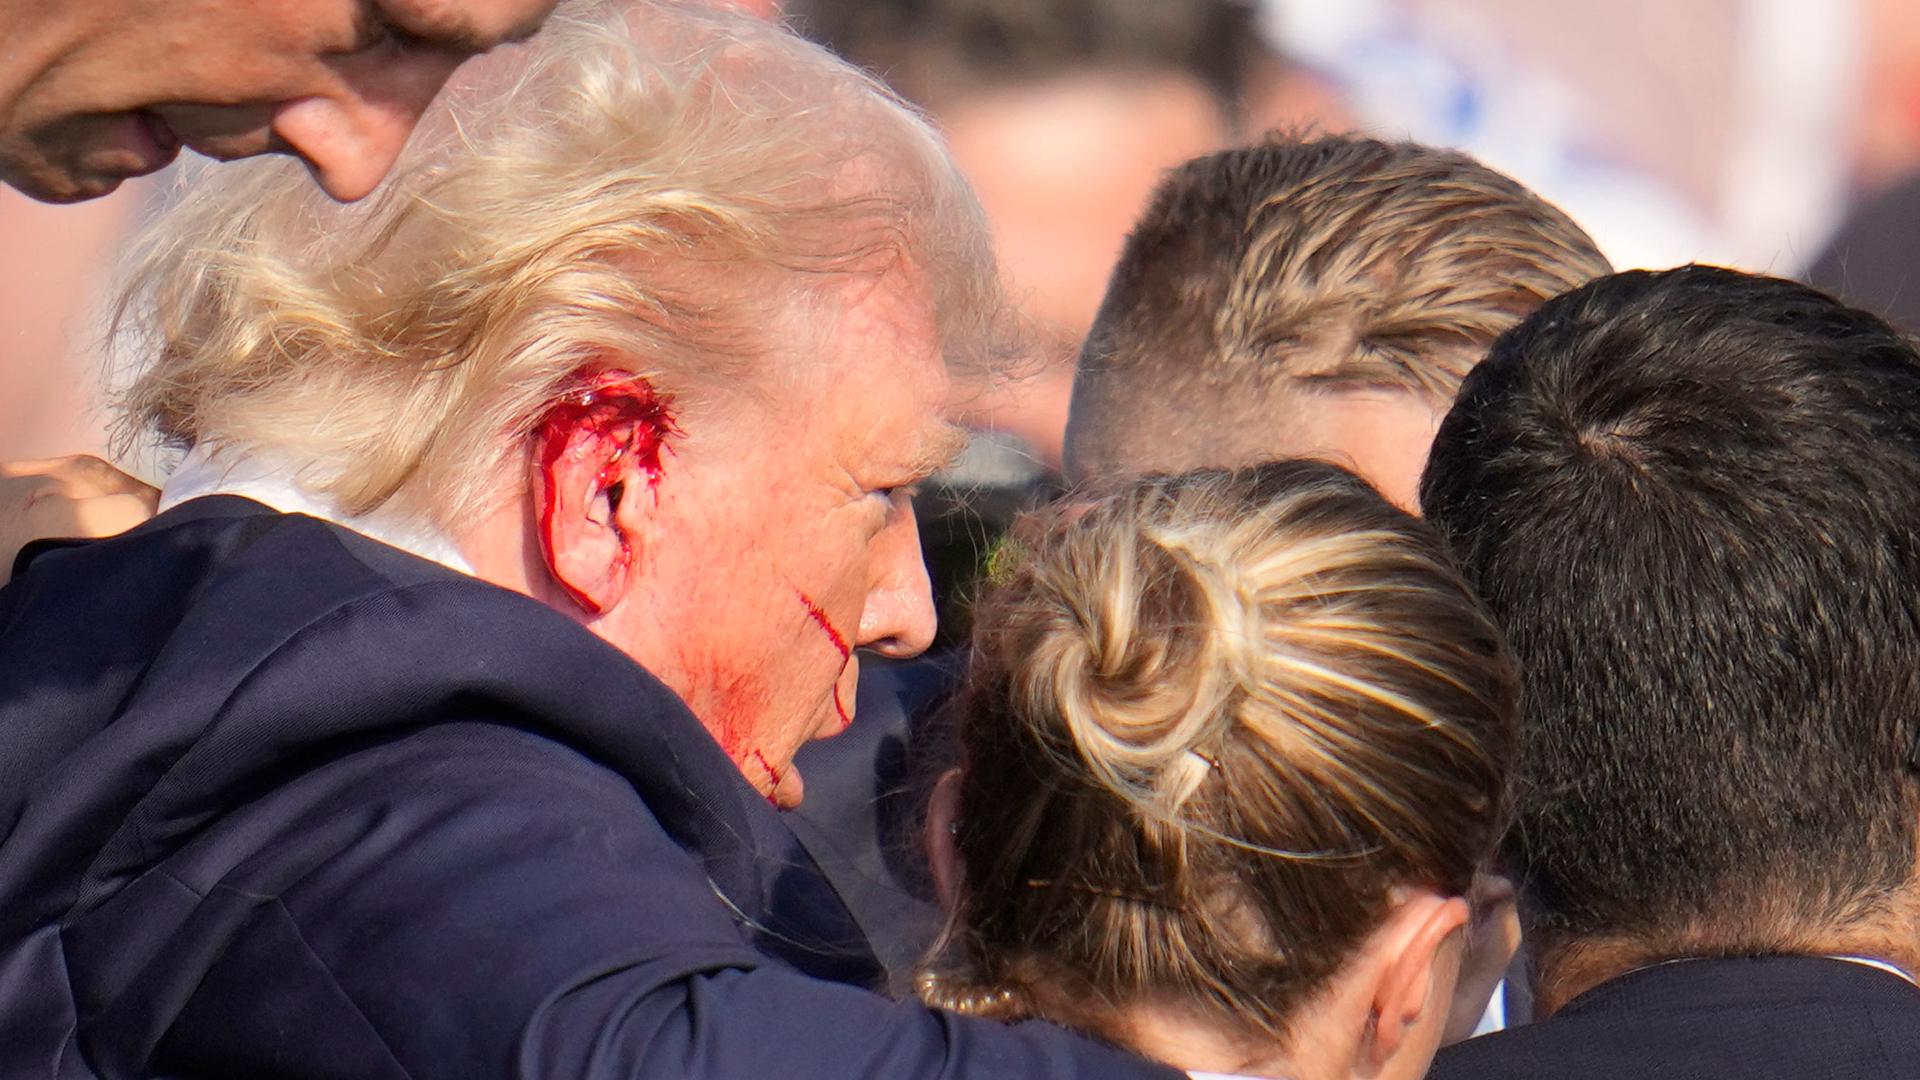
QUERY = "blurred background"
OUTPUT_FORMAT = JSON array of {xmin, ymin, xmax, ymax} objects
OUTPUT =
[{"xmin": 8, "ymin": 0, "xmax": 1920, "ymax": 637}]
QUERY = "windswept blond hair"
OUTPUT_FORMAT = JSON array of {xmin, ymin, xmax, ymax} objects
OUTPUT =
[
  {"xmin": 112, "ymin": 0, "xmax": 1003, "ymax": 525},
  {"xmin": 922, "ymin": 460, "xmax": 1519, "ymax": 1044}
]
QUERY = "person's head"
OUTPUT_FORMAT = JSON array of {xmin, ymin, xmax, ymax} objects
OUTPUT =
[
  {"xmin": 1421, "ymin": 265, "xmax": 1920, "ymax": 1011},
  {"xmin": 792, "ymin": 0, "xmax": 1264, "ymax": 468},
  {"xmin": 1064, "ymin": 135, "xmax": 1610, "ymax": 508},
  {"xmin": 112, "ymin": 0, "xmax": 1005, "ymax": 807},
  {"xmin": 0, "ymin": 0, "xmax": 561, "ymax": 203},
  {"xmin": 921, "ymin": 461, "xmax": 1520, "ymax": 1080}
]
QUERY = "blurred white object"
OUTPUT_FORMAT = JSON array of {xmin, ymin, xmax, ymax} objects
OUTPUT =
[{"xmin": 1261, "ymin": 0, "xmax": 1859, "ymax": 273}]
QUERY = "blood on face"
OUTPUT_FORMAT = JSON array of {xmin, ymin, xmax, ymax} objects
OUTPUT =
[{"xmin": 796, "ymin": 589, "xmax": 853, "ymax": 730}]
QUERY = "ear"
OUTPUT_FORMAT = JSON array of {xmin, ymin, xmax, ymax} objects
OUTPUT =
[
  {"xmin": 1442, "ymin": 873, "xmax": 1521, "ymax": 1045},
  {"xmin": 530, "ymin": 371, "xmax": 678, "ymax": 615},
  {"xmin": 925, "ymin": 768, "xmax": 966, "ymax": 913},
  {"xmin": 1363, "ymin": 891, "xmax": 1471, "ymax": 1068}
]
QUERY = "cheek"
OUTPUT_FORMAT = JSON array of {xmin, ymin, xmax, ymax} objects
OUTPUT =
[{"xmin": 677, "ymin": 649, "xmax": 776, "ymax": 760}]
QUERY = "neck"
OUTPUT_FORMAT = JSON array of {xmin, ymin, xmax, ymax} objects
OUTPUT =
[
  {"xmin": 449, "ymin": 489, "xmax": 584, "ymax": 615},
  {"xmin": 1531, "ymin": 921, "xmax": 1920, "ymax": 1017},
  {"xmin": 1117, "ymin": 1005, "xmax": 1313, "ymax": 1080}
]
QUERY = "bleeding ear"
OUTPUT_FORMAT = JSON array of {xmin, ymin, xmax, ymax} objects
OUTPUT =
[
  {"xmin": 530, "ymin": 371, "xmax": 678, "ymax": 615},
  {"xmin": 1365, "ymin": 892, "xmax": 1471, "ymax": 1066}
]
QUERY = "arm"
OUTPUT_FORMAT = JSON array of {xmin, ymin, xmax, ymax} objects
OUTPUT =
[{"xmin": 146, "ymin": 723, "xmax": 1178, "ymax": 1080}]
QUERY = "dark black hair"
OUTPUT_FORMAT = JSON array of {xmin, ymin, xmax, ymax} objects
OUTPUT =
[{"xmin": 1421, "ymin": 264, "xmax": 1920, "ymax": 954}]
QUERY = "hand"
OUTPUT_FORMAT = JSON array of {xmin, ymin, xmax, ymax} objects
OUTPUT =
[{"xmin": 0, "ymin": 456, "xmax": 159, "ymax": 585}]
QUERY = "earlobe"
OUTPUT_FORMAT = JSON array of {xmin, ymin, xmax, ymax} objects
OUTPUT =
[
  {"xmin": 530, "ymin": 370, "xmax": 678, "ymax": 615},
  {"xmin": 1366, "ymin": 893, "xmax": 1471, "ymax": 1065}
]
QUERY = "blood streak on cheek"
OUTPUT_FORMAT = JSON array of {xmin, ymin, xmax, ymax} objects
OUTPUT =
[
  {"xmin": 686, "ymin": 655, "xmax": 780, "ymax": 804},
  {"xmin": 534, "ymin": 370, "xmax": 680, "ymax": 614},
  {"xmin": 796, "ymin": 590, "xmax": 853, "ymax": 731}
]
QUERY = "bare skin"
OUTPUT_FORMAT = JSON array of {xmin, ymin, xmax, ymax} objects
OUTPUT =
[
  {"xmin": 1529, "ymin": 912, "xmax": 1920, "ymax": 1018},
  {"xmin": 458, "ymin": 267, "xmax": 962, "ymax": 808},
  {"xmin": 940, "ymin": 70, "xmax": 1227, "ymax": 470},
  {"xmin": 0, "ymin": 0, "xmax": 558, "ymax": 202},
  {"xmin": 1080, "ymin": 389, "xmax": 1448, "ymax": 514},
  {"xmin": 0, "ymin": 456, "xmax": 158, "ymax": 581}
]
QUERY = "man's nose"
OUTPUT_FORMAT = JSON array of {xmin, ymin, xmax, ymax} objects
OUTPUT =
[
  {"xmin": 270, "ymin": 53, "xmax": 465, "ymax": 202},
  {"xmin": 858, "ymin": 494, "xmax": 938, "ymax": 658}
]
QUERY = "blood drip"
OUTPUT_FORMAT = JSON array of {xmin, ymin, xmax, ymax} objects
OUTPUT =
[
  {"xmin": 750, "ymin": 748, "xmax": 783, "ymax": 805},
  {"xmin": 796, "ymin": 590, "xmax": 854, "ymax": 730},
  {"xmin": 535, "ymin": 370, "xmax": 679, "ymax": 614}
]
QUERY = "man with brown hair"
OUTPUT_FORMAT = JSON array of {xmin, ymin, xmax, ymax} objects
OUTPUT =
[{"xmin": 1063, "ymin": 133, "xmax": 1611, "ymax": 508}]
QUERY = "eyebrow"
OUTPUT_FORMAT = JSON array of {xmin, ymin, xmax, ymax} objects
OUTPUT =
[{"xmin": 907, "ymin": 422, "xmax": 971, "ymax": 480}]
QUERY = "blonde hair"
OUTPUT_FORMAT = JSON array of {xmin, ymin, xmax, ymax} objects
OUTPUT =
[
  {"xmin": 111, "ymin": 0, "xmax": 1003, "ymax": 525},
  {"xmin": 921, "ymin": 460, "xmax": 1519, "ymax": 1045},
  {"xmin": 1067, "ymin": 134, "xmax": 1610, "ymax": 482}
]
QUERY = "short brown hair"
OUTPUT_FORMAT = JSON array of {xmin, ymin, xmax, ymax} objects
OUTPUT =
[
  {"xmin": 1064, "ymin": 134, "xmax": 1610, "ymax": 484},
  {"xmin": 920, "ymin": 460, "xmax": 1519, "ymax": 1046}
]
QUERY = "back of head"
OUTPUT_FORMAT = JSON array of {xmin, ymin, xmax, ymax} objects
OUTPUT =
[
  {"xmin": 1421, "ymin": 265, "xmax": 1920, "ymax": 969},
  {"xmin": 1064, "ymin": 134, "xmax": 1609, "ymax": 488},
  {"xmin": 925, "ymin": 460, "xmax": 1518, "ymax": 1051}
]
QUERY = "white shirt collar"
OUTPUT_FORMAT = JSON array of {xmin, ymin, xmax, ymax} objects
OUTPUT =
[
  {"xmin": 1630, "ymin": 952, "xmax": 1919, "ymax": 990},
  {"xmin": 158, "ymin": 443, "xmax": 475, "ymax": 576},
  {"xmin": 1828, "ymin": 954, "xmax": 1920, "ymax": 988}
]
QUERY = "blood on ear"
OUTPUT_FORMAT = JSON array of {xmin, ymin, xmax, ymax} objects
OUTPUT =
[{"xmin": 533, "ymin": 369, "xmax": 679, "ymax": 613}]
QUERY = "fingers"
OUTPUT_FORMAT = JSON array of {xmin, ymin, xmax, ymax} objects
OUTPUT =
[
  {"xmin": 1, "ymin": 456, "xmax": 160, "ymax": 586},
  {"xmin": 0, "ymin": 454, "xmax": 159, "ymax": 502},
  {"xmin": 39, "ymin": 492, "xmax": 162, "ymax": 542}
]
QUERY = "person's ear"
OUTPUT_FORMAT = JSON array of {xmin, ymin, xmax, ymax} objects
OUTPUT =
[
  {"xmin": 529, "ymin": 371, "xmax": 677, "ymax": 616},
  {"xmin": 1363, "ymin": 891, "xmax": 1471, "ymax": 1069},
  {"xmin": 1443, "ymin": 872, "xmax": 1521, "ymax": 1045},
  {"xmin": 925, "ymin": 768, "xmax": 966, "ymax": 913}
]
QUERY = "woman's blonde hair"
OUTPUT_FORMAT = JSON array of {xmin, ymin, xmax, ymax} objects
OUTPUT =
[
  {"xmin": 110, "ymin": 0, "xmax": 1003, "ymax": 525},
  {"xmin": 921, "ymin": 460, "xmax": 1519, "ymax": 1044}
]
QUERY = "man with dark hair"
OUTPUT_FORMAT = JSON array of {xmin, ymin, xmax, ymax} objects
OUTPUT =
[
  {"xmin": 1064, "ymin": 134, "xmax": 1609, "ymax": 508},
  {"xmin": 1421, "ymin": 264, "xmax": 1920, "ymax": 1079}
]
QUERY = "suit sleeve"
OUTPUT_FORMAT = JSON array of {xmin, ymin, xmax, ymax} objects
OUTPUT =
[{"xmin": 151, "ymin": 722, "xmax": 1180, "ymax": 1080}]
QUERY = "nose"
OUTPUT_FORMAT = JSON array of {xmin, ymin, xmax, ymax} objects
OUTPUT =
[
  {"xmin": 858, "ymin": 491, "xmax": 938, "ymax": 658},
  {"xmin": 270, "ymin": 51, "xmax": 466, "ymax": 202}
]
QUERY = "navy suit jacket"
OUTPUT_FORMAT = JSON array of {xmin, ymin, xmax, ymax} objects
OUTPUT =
[
  {"xmin": 0, "ymin": 497, "xmax": 1178, "ymax": 1080},
  {"xmin": 1429, "ymin": 955, "xmax": 1920, "ymax": 1080}
]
